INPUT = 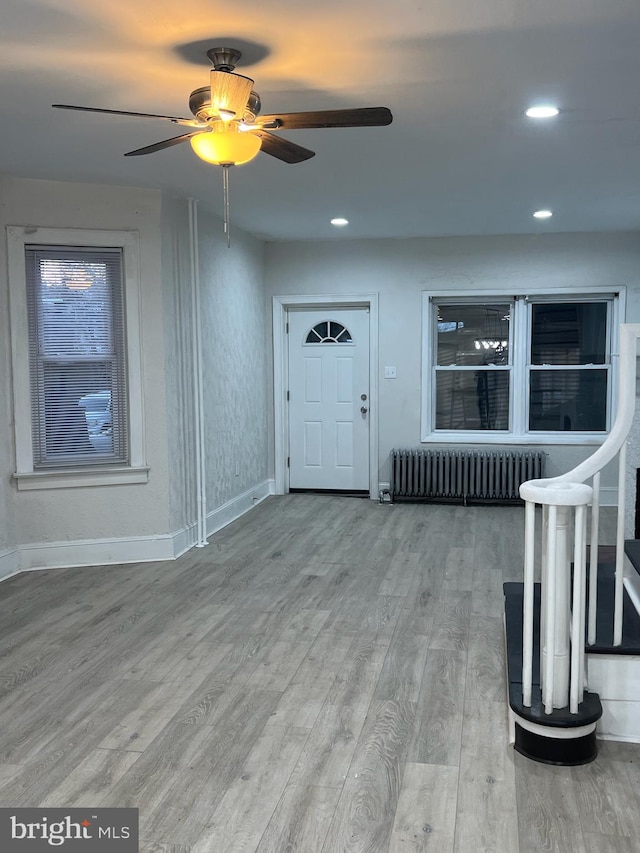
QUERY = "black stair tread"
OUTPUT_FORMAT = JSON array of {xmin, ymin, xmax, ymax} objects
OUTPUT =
[
  {"xmin": 506, "ymin": 557, "xmax": 640, "ymax": 654},
  {"xmin": 503, "ymin": 582, "xmax": 602, "ymax": 727},
  {"xmin": 624, "ymin": 539, "xmax": 640, "ymax": 576}
]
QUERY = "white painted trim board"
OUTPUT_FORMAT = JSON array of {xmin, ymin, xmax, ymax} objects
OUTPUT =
[{"xmin": 5, "ymin": 479, "xmax": 275, "ymax": 574}]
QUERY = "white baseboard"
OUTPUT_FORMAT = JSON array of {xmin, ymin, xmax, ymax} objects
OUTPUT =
[
  {"xmin": 171, "ymin": 479, "xmax": 274, "ymax": 557},
  {"xmin": 19, "ymin": 534, "xmax": 176, "ymax": 572},
  {"xmin": 597, "ymin": 700, "xmax": 640, "ymax": 743},
  {"xmin": 206, "ymin": 478, "xmax": 273, "ymax": 539},
  {"xmin": 0, "ymin": 548, "xmax": 20, "ymax": 582},
  {"xmin": 588, "ymin": 652, "xmax": 640, "ymax": 742},
  {"xmin": 10, "ymin": 479, "xmax": 276, "ymax": 574}
]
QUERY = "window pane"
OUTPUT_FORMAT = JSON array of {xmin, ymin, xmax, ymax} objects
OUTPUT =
[
  {"xmin": 529, "ymin": 369, "xmax": 607, "ymax": 431},
  {"xmin": 41, "ymin": 362, "xmax": 114, "ymax": 458},
  {"xmin": 436, "ymin": 304, "xmax": 510, "ymax": 366},
  {"xmin": 531, "ymin": 303, "xmax": 607, "ymax": 365},
  {"xmin": 436, "ymin": 370, "xmax": 510, "ymax": 430},
  {"xmin": 38, "ymin": 259, "xmax": 113, "ymax": 356}
]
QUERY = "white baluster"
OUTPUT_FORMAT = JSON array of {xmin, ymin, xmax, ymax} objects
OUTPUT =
[
  {"xmin": 543, "ymin": 505, "xmax": 557, "ymax": 714},
  {"xmin": 570, "ymin": 504, "xmax": 587, "ymax": 713},
  {"xmin": 579, "ymin": 513, "xmax": 588, "ymax": 697},
  {"xmin": 614, "ymin": 444, "xmax": 627, "ymax": 646},
  {"xmin": 588, "ymin": 471, "xmax": 601, "ymax": 645},
  {"xmin": 522, "ymin": 500, "xmax": 536, "ymax": 707}
]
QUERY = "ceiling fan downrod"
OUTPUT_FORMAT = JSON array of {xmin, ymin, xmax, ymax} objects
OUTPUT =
[{"xmin": 222, "ymin": 164, "xmax": 232, "ymax": 248}]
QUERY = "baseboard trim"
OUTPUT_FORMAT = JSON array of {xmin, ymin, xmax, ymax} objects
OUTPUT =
[
  {"xmin": 19, "ymin": 534, "xmax": 176, "ymax": 572},
  {"xmin": 11, "ymin": 479, "xmax": 276, "ymax": 574},
  {"xmin": 597, "ymin": 699, "xmax": 640, "ymax": 743},
  {"xmin": 0, "ymin": 548, "xmax": 20, "ymax": 582},
  {"xmin": 206, "ymin": 478, "xmax": 274, "ymax": 539},
  {"xmin": 172, "ymin": 479, "xmax": 274, "ymax": 557}
]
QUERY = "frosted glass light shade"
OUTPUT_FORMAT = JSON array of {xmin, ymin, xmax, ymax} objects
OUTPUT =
[
  {"xmin": 190, "ymin": 126, "xmax": 262, "ymax": 165},
  {"xmin": 210, "ymin": 70, "xmax": 254, "ymax": 120}
]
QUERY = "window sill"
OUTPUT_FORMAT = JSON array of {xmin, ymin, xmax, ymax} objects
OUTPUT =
[
  {"xmin": 420, "ymin": 432, "xmax": 607, "ymax": 446},
  {"xmin": 13, "ymin": 466, "xmax": 150, "ymax": 491}
]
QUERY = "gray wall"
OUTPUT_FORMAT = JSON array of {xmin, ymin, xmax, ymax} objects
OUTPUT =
[
  {"xmin": 0, "ymin": 202, "xmax": 15, "ymax": 557},
  {"xmin": 161, "ymin": 195, "xmax": 197, "ymax": 535},
  {"xmin": 197, "ymin": 207, "xmax": 269, "ymax": 509},
  {"xmin": 161, "ymin": 196, "xmax": 269, "ymax": 533},
  {"xmin": 265, "ymin": 232, "xmax": 640, "ymax": 488}
]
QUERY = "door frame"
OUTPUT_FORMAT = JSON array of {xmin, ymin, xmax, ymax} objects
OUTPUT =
[{"xmin": 272, "ymin": 293, "xmax": 379, "ymax": 498}]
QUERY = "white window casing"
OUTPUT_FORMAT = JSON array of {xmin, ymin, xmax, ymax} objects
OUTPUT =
[{"xmin": 7, "ymin": 226, "xmax": 148, "ymax": 489}]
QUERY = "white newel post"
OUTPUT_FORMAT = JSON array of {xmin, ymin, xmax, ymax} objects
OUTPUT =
[{"xmin": 541, "ymin": 505, "xmax": 572, "ymax": 709}]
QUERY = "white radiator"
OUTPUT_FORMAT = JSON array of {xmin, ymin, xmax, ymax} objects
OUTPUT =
[{"xmin": 390, "ymin": 448, "xmax": 546, "ymax": 504}]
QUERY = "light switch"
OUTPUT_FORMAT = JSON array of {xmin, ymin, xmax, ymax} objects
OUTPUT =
[{"xmin": 384, "ymin": 366, "xmax": 397, "ymax": 378}]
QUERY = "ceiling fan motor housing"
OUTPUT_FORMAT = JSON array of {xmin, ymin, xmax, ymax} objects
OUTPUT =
[{"xmin": 188, "ymin": 85, "xmax": 261, "ymax": 123}]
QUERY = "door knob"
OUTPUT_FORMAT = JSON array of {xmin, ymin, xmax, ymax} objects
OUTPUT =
[{"xmin": 361, "ymin": 406, "xmax": 368, "ymax": 415}]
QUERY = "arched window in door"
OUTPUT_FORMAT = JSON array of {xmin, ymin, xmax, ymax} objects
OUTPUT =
[{"xmin": 305, "ymin": 321, "xmax": 353, "ymax": 344}]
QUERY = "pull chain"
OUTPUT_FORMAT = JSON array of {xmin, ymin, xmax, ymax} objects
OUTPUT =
[{"xmin": 222, "ymin": 164, "xmax": 231, "ymax": 248}]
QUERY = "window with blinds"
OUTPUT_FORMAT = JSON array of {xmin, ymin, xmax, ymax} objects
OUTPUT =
[{"xmin": 25, "ymin": 246, "xmax": 128, "ymax": 467}]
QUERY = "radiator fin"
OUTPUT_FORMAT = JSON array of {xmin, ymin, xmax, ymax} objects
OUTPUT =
[{"xmin": 390, "ymin": 449, "xmax": 545, "ymax": 504}]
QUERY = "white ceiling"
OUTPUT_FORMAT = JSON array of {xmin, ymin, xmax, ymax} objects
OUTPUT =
[{"xmin": 3, "ymin": 0, "xmax": 640, "ymax": 242}]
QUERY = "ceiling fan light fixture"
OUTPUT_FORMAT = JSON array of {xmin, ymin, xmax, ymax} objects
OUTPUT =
[
  {"xmin": 190, "ymin": 124, "xmax": 261, "ymax": 166},
  {"xmin": 210, "ymin": 70, "xmax": 254, "ymax": 122}
]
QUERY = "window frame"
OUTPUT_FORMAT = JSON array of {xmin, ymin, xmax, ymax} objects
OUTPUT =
[
  {"xmin": 7, "ymin": 226, "xmax": 148, "ymax": 490},
  {"xmin": 421, "ymin": 287, "xmax": 625, "ymax": 445}
]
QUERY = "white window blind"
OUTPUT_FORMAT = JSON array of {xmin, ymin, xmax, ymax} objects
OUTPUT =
[{"xmin": 25, "ymin": 246, "xmax": 128, "ymax": 467}]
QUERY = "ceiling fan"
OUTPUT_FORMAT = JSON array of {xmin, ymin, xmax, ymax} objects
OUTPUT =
[
  {"xmin": 52, "ymin": 46, "xmax": 393, "ymax": 243},
  {"xmin": 52, "ymin": 46, "xmax": 393, "ymax": 165}
]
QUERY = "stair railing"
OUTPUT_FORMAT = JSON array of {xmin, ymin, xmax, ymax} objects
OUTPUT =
[{"xmin": 519, "ymin": 323, "xmax": 640, "ymax": 714}]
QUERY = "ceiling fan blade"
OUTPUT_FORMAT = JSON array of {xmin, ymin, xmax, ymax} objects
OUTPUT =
[
  {"xmin": 253, "ymin": 131, "xmax": 315, "ymax": 164},
  {"xmin": 52, "ymin": 104, "xmax": 205, "ymax": 128},
  {"xmin": 124, "ymin": 130, "xmax": 207, "ymax": 157},
  {"xmin": 258, "ymin": 107, "xmax": 393, "ymax": 130}
]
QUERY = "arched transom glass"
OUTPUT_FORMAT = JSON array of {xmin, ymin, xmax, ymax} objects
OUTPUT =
[{"xmin": 305, "ymin": 321, "xmax": 353, "ymax": 344}]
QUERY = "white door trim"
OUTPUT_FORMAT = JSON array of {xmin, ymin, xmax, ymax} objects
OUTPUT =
[{"xmin": 273, "ymin": 293, "xmax": 379, "ymax": 498}]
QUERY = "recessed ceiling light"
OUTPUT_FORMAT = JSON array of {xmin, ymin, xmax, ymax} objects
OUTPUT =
[
  {"xmin": 330, "ymin": 217, "xmax": 349, "ymax": 227},
  {"xmin": 525, "ymin": 105, "xmax": 559, "ymax": 119},
  {"xmin": 533, "ymin": 209, "xmax": 553, "ymax": 219}
]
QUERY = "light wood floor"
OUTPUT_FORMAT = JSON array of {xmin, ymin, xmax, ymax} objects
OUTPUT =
[{"xmin": 1, "ymin": 495, "xmax": 639, "ymax": 852}]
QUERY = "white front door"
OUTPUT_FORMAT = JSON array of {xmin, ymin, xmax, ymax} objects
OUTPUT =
[{"xmin": 288, "ymin": 307, "xmax": 370, "ymax": 491}]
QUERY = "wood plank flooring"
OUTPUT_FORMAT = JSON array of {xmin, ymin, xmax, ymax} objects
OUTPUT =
[{"xmin": 0, "ymin": 495, "xmax": 639, "ymax": 852}]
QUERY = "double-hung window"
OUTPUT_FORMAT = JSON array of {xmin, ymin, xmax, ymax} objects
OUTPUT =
[
  {"xmin": 25, "ymin": 246, "xmax": 128, "ymax": 467},
  {"xmin": 8, "ymin": 227, "xmax": 147, "ymax": 489},
  {"xmin": 422, "ymin": 290, "xmax": 622, "ymax": 442}
]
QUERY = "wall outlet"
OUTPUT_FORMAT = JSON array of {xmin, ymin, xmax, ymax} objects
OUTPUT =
[{"xmin": 384, "ymin": 366, "xmax": 397, "ymax": 378}]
